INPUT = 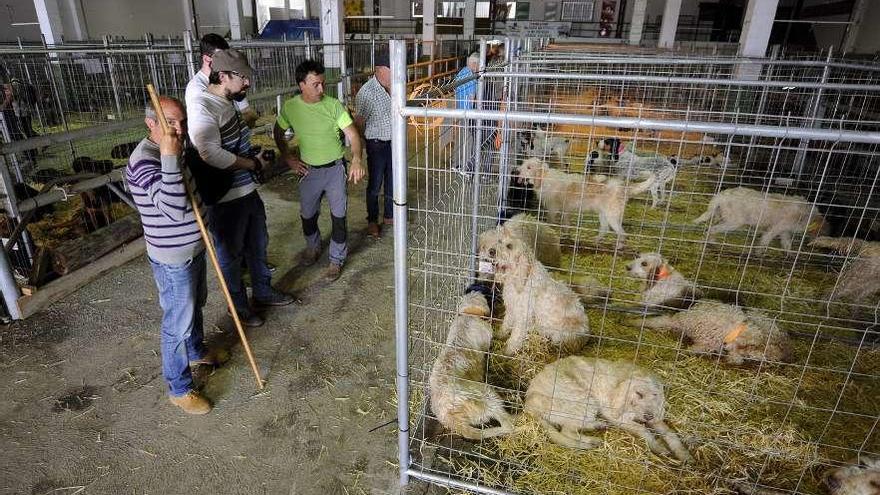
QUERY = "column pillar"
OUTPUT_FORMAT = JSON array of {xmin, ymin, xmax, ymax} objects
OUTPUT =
[
  {"xmin": 422, "ymin": 0, "xmax": 435, "ymax": 59},
  {"xmin": 182, "ymin": 0, "xmax": 198, "ymax": 38},
  {"xmin": 738, "ymin": 0, "xmax": 780, "ymax": 57},
  {"xmin": 628, "ymin": 0, "xmax": 648, "ymax": 46},
  {"xmin": 33, "ymin": 0, "xmax": 64, "ymax": 45},
  {"xmin": 463, "ymin": 0, "xmax": 475, "ymax": 39},
  {"xmin": 658, "ymin": 0, "xmax": 682, "ymax": 49},
  {"xmin": 227, "ymin": 0, "xmax": 244, "ymax": 39},
  {"xmin": 320, "ymin": 0, "xmax": 344, "ymax": 67}
]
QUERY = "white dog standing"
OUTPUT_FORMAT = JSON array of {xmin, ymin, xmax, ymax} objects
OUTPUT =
[
  {"xmin": 592, "ymin": 138, "xmax": 679, "ymax": 207},
  {"xmin": 693, "ymin": 187, "xmax": 829, "ymax": 251},
  {"xmin": 517, "ymin": 158, "xmax": 655, "ymax": 245}
]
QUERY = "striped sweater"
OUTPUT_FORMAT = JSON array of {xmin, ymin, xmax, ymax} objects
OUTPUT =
[
  {"xmin": 126, "ymin": 137, "xmax": 205, "ymax": 265},
  {"xmin": 187, "ymin": 90, "xmax": 256, "ymax": 204}
]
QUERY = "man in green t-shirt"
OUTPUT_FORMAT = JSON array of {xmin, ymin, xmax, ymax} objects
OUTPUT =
[{"xmin": 274, "ymin": 60, "xmax": 365, "ymax": 281}]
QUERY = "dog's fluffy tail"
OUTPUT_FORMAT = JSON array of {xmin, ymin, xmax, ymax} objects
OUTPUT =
[
  {"xmin": 626, "ymin": 173, "xmax": 656, "ymax": 196},
  {"xmin": 810, "ymin": 236, "xmax": 866, "ymax": 256},
  {"xmin": 693, "ymin": 196, "xmax": 721, "ymax": 224},
  {"xmin": 628, "ymin": 315, "xmax": 677, "ymax": 330}
]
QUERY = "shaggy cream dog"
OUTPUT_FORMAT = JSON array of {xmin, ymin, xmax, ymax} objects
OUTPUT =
[
  {"xmin": 823, "ymin": 457, "xmax": 880, "ymax": 495},
  {"xmin": 625, "ymin": 252, "xmax": 701, "ymax": 308},
  {"xmin": 491, "ymin": 234, "xmax": 590, "ymax": 356},
  {"xmin": 524, "ymin": 356, "xmax": 692, "ymax": 462},
  {"xmin": 517, "ymin": 158, "xmax": 655, "ymax": 244},
  {"xmin": 630, "ymin": 300, "xmax": 793, "ymax": 365},
  {"xmin": 810, "ymin": 237, "xmax": 880, "ymax": 305},
  {"xmin": 429, "ymin": 292, "xmax": 516, "ymax": 440},
  {"xmin": 693, "ymin": 187, "xmax": 830, "ymax": 251},
  {"xmin": 477, "ymin": 213, "xmax": 562, "ymax": 282}
]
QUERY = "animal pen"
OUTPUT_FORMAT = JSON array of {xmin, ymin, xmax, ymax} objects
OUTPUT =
[
  {"xmin": 0, "ymin": 34, "xmax": 470, "ymax": 320},
  {"xmin": 389, "ymin": 39, "xmax": 880, "ymax": 495}
]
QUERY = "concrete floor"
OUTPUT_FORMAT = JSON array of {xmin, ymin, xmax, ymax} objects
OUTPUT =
[{"xmin": 0, "ymin": 173, "xmax": 412, "ymax": 494}]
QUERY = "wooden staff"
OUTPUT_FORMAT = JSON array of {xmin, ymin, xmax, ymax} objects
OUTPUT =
[{"xmin": 146, "ymin": 84, "xmax": 264, "ymax": 390}]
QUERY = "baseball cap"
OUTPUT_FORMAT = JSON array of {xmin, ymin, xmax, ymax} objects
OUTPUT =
[
  {"xmin": 374, "ymin": 53, "xmax": 390, "ymax": 68},
  {"xmin": 211, "ymin": 49, "xmax": 253, "ymax": 79}
]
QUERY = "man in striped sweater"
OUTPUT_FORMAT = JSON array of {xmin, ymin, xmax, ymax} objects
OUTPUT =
[
  {"xmin": 126, "ymin": 96, "xmax": 222, "ymax": 415},
  {"xmin": 188, "ymin": 49, "xmax": 293, "ymax": 328}
]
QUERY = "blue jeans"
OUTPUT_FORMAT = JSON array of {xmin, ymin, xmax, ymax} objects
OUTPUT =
[
  {"xmin": 208, "ymin": 191, "xmax": 274, "ymax": 312},
  {"xmin": 365, "ymin": 139, "xmax": 393, "ymax": 223},
  {"xmin": 149, "ymin": 251, "xmax": 208, "ymax": 397}
]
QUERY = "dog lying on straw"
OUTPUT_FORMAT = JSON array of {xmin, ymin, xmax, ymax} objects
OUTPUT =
[
  {"xmin": 693, "ymin": 187, "xmax": 830, "ymax": 251},
  {"xmin": 630, "ymin": 300, "xmax": 792, "ymax": 365},
  {"xmin": 491, "ymin": 233, "xmax": 590, "ymax": 356},
  {"xmin": 517, "ymin": 158, "xmax": 655, "ymax": 244},
  {"xmin": 591, "ymin": 138, "xmax": 679, "ymax": 207},
  {"xmin": 823, "ymin": 457, "xmax": 880, "ymax": 495},
  {"xmin": 429, "ymin": 291, "xmax": 516, "ymax": 440},
  {"xmin": 810, "ymin": 237, "xmax": 880, "ymax": 305},
  {"xmin": 625, "ymin": 252, "xmax": 701, "ymax": 308},
  {"xmin": 524, "ymin": 356, "xmax": 692, "ymax": 462}
]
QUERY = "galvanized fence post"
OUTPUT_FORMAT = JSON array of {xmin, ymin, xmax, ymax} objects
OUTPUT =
[{"xmin": 389, "ymin": 38, "xmax": 410, "ymax": 488}]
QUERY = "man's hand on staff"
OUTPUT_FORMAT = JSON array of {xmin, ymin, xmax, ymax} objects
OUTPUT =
[
  {"xmin": 348, "ymin": 157, "xmax": 365, "ymax": 184},
  {"xmin": 285, "ymin": 155, "xmax": 310, "ymax": 177},
  {"xmin": 159, "ymin": 126, "xmax": 182, "ymax": 157}
]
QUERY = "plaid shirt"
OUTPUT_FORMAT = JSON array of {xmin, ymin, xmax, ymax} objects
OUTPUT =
[{"xmin": 354, "ymin": 76, "xmax": 391, "ymax": 141}]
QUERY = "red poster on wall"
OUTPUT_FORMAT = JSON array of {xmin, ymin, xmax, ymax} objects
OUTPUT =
[{"xmin": 599, "ymin": 0, "xmax": 617, "ymax": 37}]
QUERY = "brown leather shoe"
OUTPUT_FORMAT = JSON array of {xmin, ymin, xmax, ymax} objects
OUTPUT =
[
  {"xmin": 325, "ymin": 263, "xmax": 342, "ymax": 281},
  {"xmin": 169, "ymin": 391, "xmax": 212, "ymax": 415},
  {"xmin": 190, "ymin": 348, "xmax": 230, "ymax": 368},
  {"xmin": 301, "ymin": 247, "xmax": 321, "ymax": 266},
  {"xmin": 367, "ymin": 222, "xmax": 381, "ymax": 239}
]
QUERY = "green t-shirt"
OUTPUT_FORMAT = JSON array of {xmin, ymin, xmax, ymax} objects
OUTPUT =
[{"xmin": 277, "ymin": 95, "xmax": 354, "ymax": 166}]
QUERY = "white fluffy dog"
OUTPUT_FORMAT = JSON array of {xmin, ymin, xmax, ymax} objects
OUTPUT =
[
  {"xmin": 823, "ymin": 457, "xmax": 880, "ymax": 495},
  {"xmin": 625, "ymin": 252, "xmax": 701, "ymax": 308},
  {"xmin": 525, "ymin": 356, "xmax": 692, "ymax": 462},
  {"xmin": 491, "ymin": 234, "xmax": 590, "ymax": 356},
  {"xmin": 810, "ymin": 237, "xmax": 880, "ymax": 305},
  {"xmin": 631, "ymin": 300, "xmax": 793, "ymax": 365},
  {"xmin": 693, "ymin": 187, "xmax": 830, "ymax": 251},
  {"xmin": 429, "ymin": 292, "xmax": 516, "ymax": 440},
  {"xmin": 517, "ymin": 158, "xmax": 655, "ymax": 244},
  {"xmin": 477, "ymin": 214, "xmax": 562, "ymax": 282}
]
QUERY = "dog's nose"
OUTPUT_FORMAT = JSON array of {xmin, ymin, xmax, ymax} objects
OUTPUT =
[
  {"xmin": 625, "ymin": 264, "xmax": 632, "ymax": 271},
  {"xmin": 590, "ymin": 151, "xmax": 599, "ymax": 159},
  {"xmin": 488, "ymin": 248, "xmax": 496, "ymax": 257},
  {"xmin": 825, "ymin": 474, "xmax": 841, "ymax": 491}
]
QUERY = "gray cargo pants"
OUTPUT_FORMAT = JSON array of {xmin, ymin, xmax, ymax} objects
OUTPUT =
[{"xmin": 299, "ymin": 159, "xmax": 348, "ymax": 266}]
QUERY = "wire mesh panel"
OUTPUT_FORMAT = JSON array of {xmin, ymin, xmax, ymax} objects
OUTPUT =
[{"xmin": 396, "ymin": 40, "xmax": 880, "ymax": 495}]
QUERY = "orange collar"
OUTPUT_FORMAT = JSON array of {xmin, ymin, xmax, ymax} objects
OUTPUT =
[
  {"xmin": 724, "ymin": 323, "xmax": 748, "ymax": 344},
  {"xmin": 655, "ymin": 265, "xmax": 672, "ymax": 281}
]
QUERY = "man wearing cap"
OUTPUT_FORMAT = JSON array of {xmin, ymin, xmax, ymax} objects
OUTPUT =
[
  {"xmin": 353, "ymin": 53, "xmax": 393, "ymax": 239},
  {"xmin": 273, "ymin": 59, "xmax": 364, "ymax": 281},
  {"xmin": 188, "ymin": 49, "xmax": 293, "ymax": 328},
  {"xmin": 185, "ymin": 34, "xmax": 259, "ymax": 128}
]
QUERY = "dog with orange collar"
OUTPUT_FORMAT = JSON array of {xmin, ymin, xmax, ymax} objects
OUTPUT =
[
  {"xmin": 625, "ymin": 252, "xmax": 701, "ymax": 309},
  {"xmin": 629, "ymin": 300, "xmax": 792, "ymax": 365}
]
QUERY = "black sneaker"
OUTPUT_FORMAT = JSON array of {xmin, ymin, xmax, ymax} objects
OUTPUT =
[
  {"xmin": 227, "ymin": 308, "xmax": 264, "ymax": 328},
  {"xmin": 253, "ymin": 289, "xmax": 295, "ymax": 307}
]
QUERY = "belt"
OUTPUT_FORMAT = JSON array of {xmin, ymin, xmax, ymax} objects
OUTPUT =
[
  {"xmin": 308, "ymin": 158, "xmax": 345, "ymax": 168},
  {"xmin": 367, "ymin": 139, "xmax": 391, "ymax": 143}
]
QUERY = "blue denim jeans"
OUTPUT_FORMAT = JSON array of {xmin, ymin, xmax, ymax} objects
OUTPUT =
[
  {"xmin": 149, "ymin": 251, "xmax": 208, "ymax": 397},
  {"xmin": 208, "ymin": 191, "xmax": 274, "ymax": 312},
  {"xmin": 365, "ymin": 139, "xmax": 393, "ymax": 224}
]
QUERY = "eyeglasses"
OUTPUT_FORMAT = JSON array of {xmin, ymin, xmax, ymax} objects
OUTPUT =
[{"xmin": 228, "ymin": 71, "xmax": 250, "ymax": 82}]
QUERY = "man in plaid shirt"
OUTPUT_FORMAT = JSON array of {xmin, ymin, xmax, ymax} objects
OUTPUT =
[{"xmin": 354, "ymin": 54, "xmax": 393, "ymax": 238}]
